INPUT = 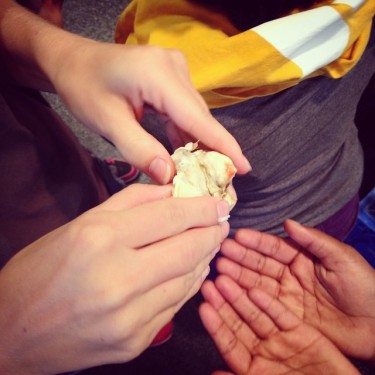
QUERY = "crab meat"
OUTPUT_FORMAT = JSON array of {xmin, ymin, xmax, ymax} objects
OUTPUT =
[{"xmin": 171, "ymin": 142, "xmax": 237, "ymax": 210}]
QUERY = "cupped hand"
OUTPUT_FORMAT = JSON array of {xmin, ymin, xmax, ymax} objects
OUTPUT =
[
  {"xmin": 0, "ymin": 184, "xmax": 230, "ymax": 375},
  {"xmin": 216, "ymin": 219, "xmax": 375, "ymax": 360},
  {"xmin": 200, "ymin": 276, "xmax": 359, "ymax": 375},
  {"xmin": 46, "ymin": 36, "xmax": 251, "ymax": 183}
]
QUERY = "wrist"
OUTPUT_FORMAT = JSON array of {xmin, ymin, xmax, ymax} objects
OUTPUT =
[{"xmin": 0, "ymin": 1, "xmax": 56, "ymax": 91}]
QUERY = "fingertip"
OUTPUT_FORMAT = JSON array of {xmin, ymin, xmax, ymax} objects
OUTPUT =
[
  {"xmin": 284, "ymin": 218, "xmax": 304, "ymax": 233},
  {"xmin": 284, "ymin": 219, "xmax": 341, "ymax": 260},
  {"xmin": 214, "ymin": 274, "xmax": 237, "ymax": 295},
  {"xmin": 247, "ymin": 286, "xmax": 268, "ymax": 303},
  {"xmin": 234, "ymin": 227, "xmax": 259, "ymax": 246},
  {"xmin": 149, "ymin": 157, "xmax": 175, "ymax": 184},
  {"xmin": 200, "ymin": 279, "xmax": 214, "ymax": 299},
  {"xmin": 239, "ymin": 154, "xmax": 252, "ymax": 174},
  {"xmin": 199, "ymin": 302, "xmax": 221, "ymax": 333}
]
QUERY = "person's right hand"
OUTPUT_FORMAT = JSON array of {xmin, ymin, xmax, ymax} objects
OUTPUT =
[
  {"xmin": 2, "ymin": 1, "xmax": 251, "ymax": 183},
  {"xmin": 216, "ymin": 220, "xmax": 375, "ymax": 361},
  {"xmin": 0, "ymin": 184, "xmax": 230, "ymax": 375},
  {"xmin": 46, "ymin": 40, "xmax": 251, "ymax": 184}
]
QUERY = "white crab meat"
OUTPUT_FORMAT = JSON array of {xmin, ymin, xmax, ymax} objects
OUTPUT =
[{"xmin": 171, "ymin": 142, "xmax": 237, "ymax": 210}]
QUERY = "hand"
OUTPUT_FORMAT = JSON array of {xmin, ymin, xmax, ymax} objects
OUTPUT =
[
  {"xmin": 217, "ymin": 220, "xmax": 375, "ymax": 361},
  {"xmin": 200, "ymin": 277, "xmax": 359, "ymax": 375},
  {"xmin": 1, "ymin": 1, "xmax": 251, "ymax": 183},
  {"xmin": 0, "ymin": 184, "xmax": 230, "ymax": 375},
  {"xmin": 46, "ymin": 38, "xmax": 251, "ymax": 183}
]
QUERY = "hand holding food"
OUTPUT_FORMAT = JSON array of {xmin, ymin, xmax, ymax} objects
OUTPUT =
[{"xmin": 0, "ymin": 184, "xmax": 229, "ymax": 375}]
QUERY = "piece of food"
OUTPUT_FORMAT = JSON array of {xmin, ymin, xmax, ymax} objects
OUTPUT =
[{"xmin": 171, "ymin": 142, "xmax": 237, "ymax": 211}]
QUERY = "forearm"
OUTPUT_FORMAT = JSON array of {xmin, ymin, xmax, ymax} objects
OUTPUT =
[{"xmin": 0, "ymin": 0, "xmax": 81, "ymax": 91}]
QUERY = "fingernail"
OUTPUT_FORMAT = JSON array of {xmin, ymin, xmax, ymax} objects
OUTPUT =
[
  {"xmin": 211, "ymin": 246, "xmax": 221, "ymax": 259},
  {"xmin": 220, "ymin": 221, "xmax": 230, "ymax": 239},
  {"xmin": 149, "ymin": 157, "xmax": 172, "ymax": 185},
  {"xmin": 243, "ymin": 154, "xmax": 252, "ymax": 172},
  {"xmin": 217, "ymin": 200, "xmax": 230, "ymax": 223}
]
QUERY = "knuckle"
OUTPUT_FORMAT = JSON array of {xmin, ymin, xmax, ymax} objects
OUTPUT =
[
  {"xmin": 269, "ymin": 236, "xmax": 282, "ymax": 257},
  {"xmin": 247, "ymin": 307, "xmax": 261, "ymax": 322},
  {"xmin": 169, "ymin": 48, "xmax": 187, "ymax": 64},
  {"xmin": 256, "ymin": 254, "xmax": 266, "ymax": 273},
  {"xmin": 162, "ymin": 199, "xmax": 189, "ymax": 228},
  {"xmin": 67, "ymin": 213, "xmax": 116, "ymax": 253}
]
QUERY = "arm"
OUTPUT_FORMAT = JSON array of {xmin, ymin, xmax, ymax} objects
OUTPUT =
[
  {"xmin": 0, "ymin": 0, "xmax": 58, "ymax": 90},
  {"xmin": 0, "ymin": 0, "xmax": 251, "ymax": 184},
  {"xmin": 0, "ymin": 184, "xmax": 230, "ymax": 375},
  {"xmin": 216, "ymin": 220, "xmax": 375, "ymax": 362}
]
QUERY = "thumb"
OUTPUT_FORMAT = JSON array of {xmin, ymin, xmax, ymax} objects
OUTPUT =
[
  {"xmin": 104, "ymin": 110, "xmax": 176, "ymax": 185},
  {"xmin": 284, "ymin": 219, "xmax": 356, "ymax": 269}
]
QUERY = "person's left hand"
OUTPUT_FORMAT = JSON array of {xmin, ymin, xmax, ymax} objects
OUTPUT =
[{"xmin": 199, "ymin": 276, "xmax": 359, "ymax": 375}]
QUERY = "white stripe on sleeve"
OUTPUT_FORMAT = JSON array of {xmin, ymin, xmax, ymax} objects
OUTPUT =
[
  {"xmin": 252, "ymin": 6, "xmax": 350, "ymax": 77},
  {"xmin": 333, "ymin": 0, "xmax": 365, "ymax": 10}
]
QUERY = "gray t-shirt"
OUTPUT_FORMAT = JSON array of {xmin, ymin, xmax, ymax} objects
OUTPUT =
[{"xmin": 142, "ymin": 27, "xmax": 374, "ymax": 236}]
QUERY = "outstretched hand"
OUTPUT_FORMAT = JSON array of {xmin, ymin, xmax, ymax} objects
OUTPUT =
[
  {"xmin": 200, "ymin": 277, "xmax": 359, "ymax": 375},
  {"xmin": 216, "ymin": 219, "xmax": 375, "ymax": 361}
]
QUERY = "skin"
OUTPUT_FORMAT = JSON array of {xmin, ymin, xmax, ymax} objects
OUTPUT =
[
  {"xmin": 200, "ymin": 277, "xmax": 360, "ymax": 375},
  {"xmin": 0, "ymin": 185, "xmax": 230, "ymax": 374},
  {"xmin": 0, "ymin": 0, "xmax": 251, "ymax": 185},
  {"xmin": 214, "ymin": 220, "xmax": 375, "ymax": 361},
  {"xmin": 0, "ymin": 1, "xmax": 248, "ymax": 373}
]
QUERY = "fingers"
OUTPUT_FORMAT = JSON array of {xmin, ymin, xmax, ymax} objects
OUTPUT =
[
  {"xmin": 95, "ymin": 184, "xmax": 173, "ymax": 212},
  {"xmin": 213, "ymin": 276, "xmax": 279, "ymax": 340},
  {"xmin": 232, "ymin": 228, "xmax": 300, "ymax": 265},
  {"xmin": 199, "ymin": 302, "xmax": 253, "ymax": 375},
  {"xmin": 202, "ymin": 277, "xmax": 361, "ymax": 375},
  {"xmin": 111, "ymin": 196, "xmax": 230, "ymax": 249},
  {"xmin": 201, "ymin": 277, "xmax": 299, "ymax": 348},
  {"xmin": 247, "ymin": 287, "xmax": 301, "ymax": 332},
  {"xmin": 114, "ymin": 252, "xmax": 211, "ymax": 351},
  {"xmin": 284, "ymin": 219, "xmax": 365, "ymax": 268},
  {"xmin": 220, "ymin": 237, "xmax": 287, "ymax": 281},
  {"xmin": 139, "ymin": 48, "xmax": 251, "ymax": 176},
  {"xmin": 165, "ymin": 104, "xmax": 251, "ymax": 176},
  {"xmin": 216, "ymin": 256, "xmax": 281, "ymax": 297},
  {"xmin": 200, "ymin": 281, "xmax": 254, "ymax": 375},
  {"xmin": 133, "ymin": 224, "xmax": 227, "ymax": 294},
  {"xmin": 99, "ymin": 100, "xmax": 176, "ymax": 185}
]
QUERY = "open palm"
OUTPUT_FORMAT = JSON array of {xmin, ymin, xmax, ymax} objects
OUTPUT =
[
  {"xmin": 216, "ymin": 220, "xmax": 375, "ymax": 360},
  {"xmin": 200, "ymin": 277, "xmax": 359, "ymax": 375}
]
